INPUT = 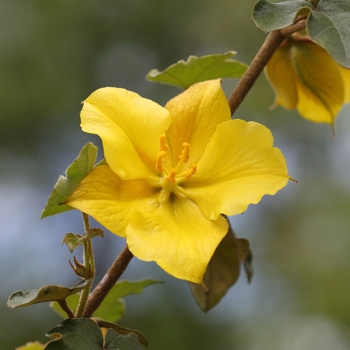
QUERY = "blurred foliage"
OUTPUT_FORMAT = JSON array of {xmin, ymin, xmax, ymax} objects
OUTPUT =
[
  {"xmin": 1, "ymin": 0, "xmax": 350, "ymax": 349},
  {"xmin": 0, "ymin": 0, "xmax": 260, "ymax": 153}
]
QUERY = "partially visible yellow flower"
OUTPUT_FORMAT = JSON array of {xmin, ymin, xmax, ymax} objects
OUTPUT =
[
  {"xmin": 66, "ymin": 79, "xmax": 290, "ymax": 283},
  {"xmin": 16, "ymin": 342, "xmax": 44, "ymax": 350},
  {"xmin": 266, "ymin": 36, "xmax": 350, "ymax": 125}
]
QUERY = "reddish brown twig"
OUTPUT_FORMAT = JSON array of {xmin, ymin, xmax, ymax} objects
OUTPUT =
[
  {"xmin": 82, "ymin": 245, "xmax": 134, "ymax": 318},
  {"xmin": 228, "ymin": 19, "xmax": 307, "ymax": 115}
]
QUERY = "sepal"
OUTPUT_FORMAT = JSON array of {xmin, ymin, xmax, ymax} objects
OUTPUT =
[
  {"xmin": 69, "ymin": 256, "xmax": 89, "ymax": 278},
  {"xmin": 189, "ymin": 226, "xmax": 253, "ymax": 312}
]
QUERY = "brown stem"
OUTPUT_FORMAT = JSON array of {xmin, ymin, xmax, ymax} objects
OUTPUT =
[
  {"xmin": 57, "ymin": 299, "xmax": 75, "ymax": 318},
  {"xmin": 82, "ymin": 245, "xmax": 134, "ymax": 318},
  {"xmin": 227, "ymin": 19, "xmax": 307, "ymax": 115}
]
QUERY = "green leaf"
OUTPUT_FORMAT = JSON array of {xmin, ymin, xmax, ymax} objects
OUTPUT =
[
  {"xmin": 41, "ymin": 142, "xmax": 98, "ymax": 218},
  {"xmin": 96, "ymin": 320, "xmax": 148, "ymax": 347},
  {"xmin": 146, "ymin": 51, "xmax": 247, "ymax": 89},
  {"xmin": 189, "ymin": 227, "xmax": 253, "ymax": 312},
  {"xmin": 62, "ymin": 228, "xmax": 104, "ymax": 253},
  {"xmin": 44, "ymin": 319, "xmax": 145, "ymax": 350},
  {"xmin": 307, "ymin": 0, "xmax": 350, "ymax": 67},
  {"xmin": 51, "ymin": 292, "xmax": 124, "ymax": 322},
  {"xmin": 16, "ymin": 342, "xmax": 45, "ymax": 350},
  {"xmin": 44, "ymin": 318, "xmax": 103, "ymax": 350},
  {"xmin": 92, "ymin": 298, "xmax": 125, "ymax": 324},
  {"xmin": 50, "ymin": 279, "xmax": 162, "ymax": 322},
  {"xmin": 253, "ymin": 0, "xmax": 313, "ymax": 32},
  {"xmin": 7, "ymin": 280, "xmax": 89, "ymax": 309},
  {"xmin": 104, "ymin": 329, "xmax": 144, "ymax": 350},
  {"xmin": 62, "ymin": 233, "xmax": 84, "ymax": 253},
  {"xmin": 94, "ymin": 279, "xmax": 162, "ymax": 322}
]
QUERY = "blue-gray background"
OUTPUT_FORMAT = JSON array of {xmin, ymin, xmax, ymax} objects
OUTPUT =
[{"xmin": 1, "ymin": 0, "xmax": 350, "ymax": 349}]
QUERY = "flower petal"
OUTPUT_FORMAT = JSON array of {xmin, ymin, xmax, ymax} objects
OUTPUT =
[
  {"xmin": 340, "ymin": 65, "xmax": 350, "ymax": 103},
  {"xmin": 292, "ymin": 41, "xmax": 344, "ymax": 124},
  {"xmin": 81, "ymin": 88, "xmax": 170, "ymax": 179},
  {"xmin": 265, "ymin": 42, "xmax": 298, "ymax": 109},
  {"xmin": 126, "ymin": 196, "xmax": 228, "ymax": 284},
  {"xmin": 165, "ymin": 79, "xmax": 231, "ymax": 165},
  {"xmin": 185, "ymin": 119, "xmax": 289, "ymax": 220},
  {"xmin": 66, "ymin": 165, "xmax": 156, "ymax": 236}
]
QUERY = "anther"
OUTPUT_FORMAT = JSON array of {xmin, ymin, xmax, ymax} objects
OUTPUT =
[
  {"xmin": 155, "ymin": 134, "xmax": 169, "ymax": 171},
  {"xmin": 159, "ymin": 134, "xmax": 168, "ymax": 152},
  {"xmin": 167, "ymin": 169, "xmax": 177, "ymax": 184},
  {"xmin": 156, "ymin": 150, "xmax": 167, "ymax": 171},
  {"xmin": 179, "ymin": 142, "xmax": 190, "ymax": 163},
  {"xmin": 185, "ymin": 163, "xmax": 197, "ymax": 178}
]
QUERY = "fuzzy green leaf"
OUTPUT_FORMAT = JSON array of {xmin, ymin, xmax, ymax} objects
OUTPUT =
[
  {"xmin": 146, "ymin": 51, "xmax": 247, "ymax": 89},
  {"xmin": 253, "ymin": 0, "xmax": 313, "ymax": 32},
  {"xmin": 7, "ymin": 280, "xmax": 89, "ymax": 309},
  {"xmin": 62, "ymin": 229, "xmax": 104, "ymax": 253},
  {"xmin": 104, "ymin": 329, "xmax": 144, "ymax": 350},
  {"xmin": 189, "ymin": 227, "xmax": 253, "ymax": 312},
  {"xmin": 96, "ymin": 320, "xmax": 147, "ymax": 347},
  {"xmin": 45, "ymin": 318, "xmax": 103, "ymax": 350},
  {"xmin": 50, "ymin": 279, "xmax": 162, "ymax": 322},
  {"xmin": 50, "ymin": 293, "xmax": 124, "ymax": 322},
  {"xmin": 41, "ymin": 142, "xmax": 98, "ymax": 218},
  {"xmin": 307, "ymin": 0, "xmax": 350, "ymax": 67},
  {"xmin": 44, "ymin": 319, "xmax": 145, "ymax": 350},
  {"xmin": 62, "ymin": 233, "xmax": 84, "ymax": 253}
]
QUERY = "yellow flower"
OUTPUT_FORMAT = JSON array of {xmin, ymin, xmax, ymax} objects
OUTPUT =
[
  {"xmin": 66, "ymin": 79, "xmax": 289, "ymax": 283},
  {"xmin": 266, "ymin": 36, "xmax": 350, "ymax": 125}
]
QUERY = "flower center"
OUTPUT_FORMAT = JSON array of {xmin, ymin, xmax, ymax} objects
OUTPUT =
[{"xmin": 155, "ymin": 134, "xmax": 197, "ymax": 191}]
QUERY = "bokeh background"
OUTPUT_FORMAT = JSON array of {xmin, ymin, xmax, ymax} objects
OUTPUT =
[{"xmin": 1, "ymin": 0, "xmax": 350, "ymax": 349}]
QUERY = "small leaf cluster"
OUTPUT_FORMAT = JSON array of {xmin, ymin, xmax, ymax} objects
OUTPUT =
[
  {"xmin": 45, "ymin": 318, "xmax": 145, "ymax": 350},
  {"xmin": 253, "ymin": 0, "xmax": 350, "ymax": 68},
  {"xmin": 9, "ymin": 279, "xmax": 159, "ymax": 349}
]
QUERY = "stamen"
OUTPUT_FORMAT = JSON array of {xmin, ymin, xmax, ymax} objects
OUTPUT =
[
  {"xmin": 179, "ymin": 142, "xmax": 190, "ymax": 163},
  {"xmin": 157, "ymin": 137, "xmax": 196, "ymax": 189},
  {"xmin": 167, "ymin": 169, "xmax": 177, "ymax": 184},
  {"xmin": 176, "ymin": 163, "xmax": 197, "ymax": 181},
  {"xmin": 185, "ymin": 163, "xmax": 197, "ymax": 178},
  {"xmin": 156, "ymin": 150, "xmax": 167, "ymax": 171},
  {"xmin": 174, "ymin": 142, "xmax": 191, "ymax": 174},
  {"xmin": 155, "ymin": 134, "xmax": 169, "ymax": 171},
  {"xmin": 164, "ymin": 130, "xmax": 175, "ymax": 168},
  {"xmin": 159, "ymin": 134, "xmax": 168, "ymax": 152}
]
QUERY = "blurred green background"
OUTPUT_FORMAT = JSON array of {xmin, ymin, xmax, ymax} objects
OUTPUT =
[{"xmin": 1, "ymin": 0, "xmax": 350, "ymax": 349}]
